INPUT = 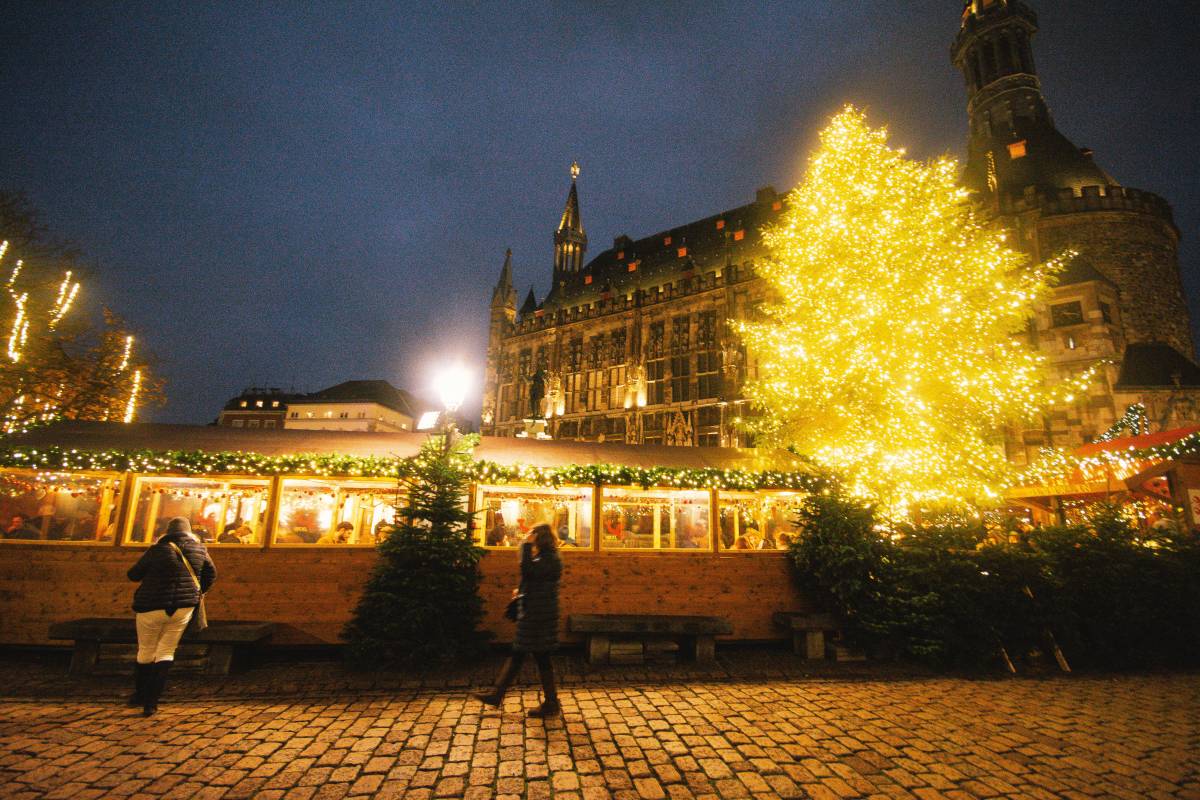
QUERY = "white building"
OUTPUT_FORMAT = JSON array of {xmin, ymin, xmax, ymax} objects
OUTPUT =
[{"xmin": 283, "ymin": 380, "xmax": 420, "ymax": 433}]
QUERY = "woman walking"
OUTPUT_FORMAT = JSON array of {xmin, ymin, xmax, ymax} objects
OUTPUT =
[
  {"xmin": 475, "ymin": 523, "xmax": 562, "ymax": 717},
  {"xmin": 127, "ymin": 517, "xmax": 216, "ymax": 716}
]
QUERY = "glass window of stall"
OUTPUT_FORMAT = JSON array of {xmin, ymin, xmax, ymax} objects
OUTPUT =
[
  {"xmin": 718, "ymin": 491, "xmax": 805, "ymax": 551},
  {"xmin": 600, "ymin": 487, "xmax": 710, "ymax": 550},
  {"xmin": 274, "ymin": 478, "xmax": 401, "ymax": 545},
  {"xmin": 475, "ymin": 485, "xmax": 593, "ymax": 549},
  {"xmin": 0, "ymin": 470, "xmax": 123, "ymax": 543},
  {"xmin": 126, "ymin": 476, "xmax": 270, "ymax": 545}
]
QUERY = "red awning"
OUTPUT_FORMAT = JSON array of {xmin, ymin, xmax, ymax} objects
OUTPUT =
[{"xmin": 1074, "ymin": 425, "xmax": 1200, "ymax": 457}]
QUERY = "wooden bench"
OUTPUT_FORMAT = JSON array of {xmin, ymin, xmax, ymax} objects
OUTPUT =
[
  {"xmin": 772, "ymin": 612, "xmax": 838, "ymax": 659},
  {"xmin": 568, "ymin": 614, "xmax": 732, "ymax": 665},
  {"xmin": 49, "ymin": 618, "xmax": 275, "ymax": 675}
]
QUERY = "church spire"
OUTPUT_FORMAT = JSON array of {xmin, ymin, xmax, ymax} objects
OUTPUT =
[
  {"xmin": 554, "ymin": 161, "xmax": 588, "ymax": 276},
  {"xmin": 491, "ymin": 248, "xmax": 516, "ymax": 309}
]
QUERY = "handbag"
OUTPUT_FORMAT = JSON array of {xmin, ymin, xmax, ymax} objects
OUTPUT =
[
  {"xmin": 504, "ymin": 593, "xmax": 522, "ymax": 622},
  {"xmin": 169, "ymin": 542, "xmax": 209, "ymax": 633}
]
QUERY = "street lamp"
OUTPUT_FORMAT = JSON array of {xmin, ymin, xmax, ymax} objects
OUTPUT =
[{"xmin": 432, "ymin": 363, "xmax": 472, "ymax": 449}]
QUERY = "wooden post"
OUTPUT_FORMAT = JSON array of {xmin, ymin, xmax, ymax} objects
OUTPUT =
[
  {"xmin": 262, "ymin": 476, "xmax": 284, "ymax": 549},
  {"xmin": 113, "ymin": 473, "xmax": 137, "ymax": 546},
  {"xmin": 591, "ymin": 484, "xmax": 602, "ymax": 552}
]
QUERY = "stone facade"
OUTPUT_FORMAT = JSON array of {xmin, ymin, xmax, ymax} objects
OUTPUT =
[{"xmin": 483, "ymin": 0, "xmax": 1199, "ymax": 452}]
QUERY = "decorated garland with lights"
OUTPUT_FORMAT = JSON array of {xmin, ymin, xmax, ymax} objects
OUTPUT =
[
  {"xmin": 1018, "ymin": 426, "xmax": 1200, "ymax": 488},
  {"xmin": 1093, "ymin": 403, "xmax": 1150, "ymax": 443},
  {"xmin": 0, "ymin": 445, "xmax": 835, "ymax": 493}
]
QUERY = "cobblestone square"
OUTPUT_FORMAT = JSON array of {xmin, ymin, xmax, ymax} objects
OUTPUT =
[{"xmin": 0, "ymin": 656, "xmax": 1196, "ymax": 799}]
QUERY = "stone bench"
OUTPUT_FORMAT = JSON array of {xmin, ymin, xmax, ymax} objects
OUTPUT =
[
  {"xmin": 772, "ymin": 611, "xmax": 839, "ymax": 659},
  {"xmin": 49, "ymin": 617, "xmax": 275, "ymax": 675},
  {"xmin": 568, "ymin": 614, "xmax": 732, "ymax": 665}
]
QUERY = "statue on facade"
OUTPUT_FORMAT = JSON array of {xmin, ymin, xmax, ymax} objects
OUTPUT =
[{"xmin": 529, "ymin": 368, "xmax": 546, "ymax": 419}]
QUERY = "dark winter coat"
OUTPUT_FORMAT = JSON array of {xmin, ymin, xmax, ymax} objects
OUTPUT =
[
  {"xmin": 514, "ymin": 541, "xmax": 561, "ymax": 653},
  {"xmin": 127, "ymin": 530, "xmax": 217, "ymax": 613}
]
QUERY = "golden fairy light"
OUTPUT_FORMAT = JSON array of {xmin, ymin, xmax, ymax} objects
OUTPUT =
[
  {"xmin": 117, "ymin": 335, "xmax": 134, "ymax": 372},
  {"xmin": 123, "ymin": 369, "xmax": 142, "ymax": 424},
  {"xmin": 7, "ymin": 291, "xmax": 28, "ymax": 362},
  {"xmin": 736, "ymin": 107, "xmax": 1100, "ymax": 518},
  {"xmin": 48, "ymin": 271, "xmax": 80, "ymax": 330}
]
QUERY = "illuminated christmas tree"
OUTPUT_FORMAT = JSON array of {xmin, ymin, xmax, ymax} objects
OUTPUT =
[
  {"xmin": 0, "ymin": 192, "xmax": 160, "ymax": 434},
  {"xmin": 737, "ymin": 108, "xmax": 1091, "ymax": 515}
]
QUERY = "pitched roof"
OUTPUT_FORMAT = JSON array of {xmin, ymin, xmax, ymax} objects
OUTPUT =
[
  {"xmin": 541, "ymin": 187, "xmax": 784, "ymax": 309},
  {"xmin": 1115, "ymin": 343, "xmax": 1200, "ymax": 390},
  {"xmin": 520, "ymin": 286, "xmax": 539, "ymax": 315},
  {"xmin": 289, "ymin": 380, "xmax": 417, "ymax": 417}
]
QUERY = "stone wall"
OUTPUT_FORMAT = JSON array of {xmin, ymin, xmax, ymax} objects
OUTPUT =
[{"xmin": 1034, "ymin": 210, "xmax": 1191, "ymax": 358}]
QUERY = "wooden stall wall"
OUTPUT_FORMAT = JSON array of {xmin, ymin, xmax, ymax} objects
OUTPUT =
[{"xmin": 0, "ymin": 546, "xmax": 807, "ymax": 647}]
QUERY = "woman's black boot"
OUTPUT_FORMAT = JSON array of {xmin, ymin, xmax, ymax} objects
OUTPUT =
[
  {"xmin": 143, "ymin": 660, "xmax": 172, "ymax": 716},
  {"xmin": 127, "ymin": 663, "xmax": 152, "ymax": 707},
  {"xmin": 474, "ymin": 656, "xmax": 521, "ymax": 708},
  {"xmin": 528, "ymin": 656, "xmax": 560, "ymax": 717}
]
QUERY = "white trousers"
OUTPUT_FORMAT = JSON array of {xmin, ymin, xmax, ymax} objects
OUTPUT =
[{"xmin": 135, "ymin": 608, "xmax": 194, "ymax": 664}]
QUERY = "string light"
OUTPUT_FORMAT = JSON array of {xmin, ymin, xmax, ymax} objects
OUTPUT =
[
  {"xmin": 0, "ymin": 240, "xmax": 151, "ymax": 434},
  {"xmin": 735, "ymin": 107, "xmax": 1100, "ymax": 518},
  {"xmin": 122, "ymin": 369, "xmax": 142, "ymax": 423},
  {"xmin": 7, "ymin": 291, "xmax": 28, "ymax": 362},
  {"xmin": 47, "ymin": 271, "xmax": 80, "ymax": 330},
  {"xmin": 0, "ymin": 444, "xmax": 835, "ymax": 492},
  {"xmin": 117, "ymin": 335, "xmax": 134, "ymax": 372}
]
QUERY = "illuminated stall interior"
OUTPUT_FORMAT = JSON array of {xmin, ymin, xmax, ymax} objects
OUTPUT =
[
  {"xmin": 0, "ymin": 421, "xmax": 822, "ymax": 552},
  {"xmin": 0, "ymin": 470, "xmax": 122, "ymax": 542}
]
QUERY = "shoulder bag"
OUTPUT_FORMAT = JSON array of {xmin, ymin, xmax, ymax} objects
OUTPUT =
[{"xmin": 168, "ymin": 541, "xmax": 209, "ymax": 633}]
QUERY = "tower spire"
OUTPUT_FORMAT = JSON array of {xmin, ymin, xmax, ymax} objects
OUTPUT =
[
  {"xmin": 491, "ymin": 248, "xmax": 516, "ymax": 308},
  {"xmin": 554, "ymin": 161, "xmax": 587, "ymax": 276}
]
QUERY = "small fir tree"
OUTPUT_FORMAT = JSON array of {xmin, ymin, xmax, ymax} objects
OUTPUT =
[
  {"xmin": 737, "ymin": 107, "xmax": 1092, "ymax": 516},
  {"xmin": 343, "ymin": 434, "xmax": 491, "ymax": 668}
]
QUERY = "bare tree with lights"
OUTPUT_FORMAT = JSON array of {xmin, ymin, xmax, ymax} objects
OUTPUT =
[
  {"xmin": 0, "ymin": 191, "xmax": 161, "ymax": 434},
  {"xmin": 737, "ymin": 108, "xmax": 1098, "ymax": 516}
]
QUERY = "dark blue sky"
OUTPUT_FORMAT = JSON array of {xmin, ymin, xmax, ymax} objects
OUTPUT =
[{"xmin": 2, "ymin": 1, "xmax": 1197, "ymax": 423}]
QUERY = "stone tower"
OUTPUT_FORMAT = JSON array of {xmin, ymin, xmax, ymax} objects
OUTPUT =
[
  {"xmin": 481, "ymin": 249, "xmax": 517, "ymax": 428},
  {"xmin": 553, "ymin": 161, "xmax": 587, "ymax": 279},
  {"xmin": 952, "ymin": 0, "xmax": 1192, "ymax": 360}
]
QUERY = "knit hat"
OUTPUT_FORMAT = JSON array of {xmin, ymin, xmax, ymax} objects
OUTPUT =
[{"xmin": 166, "ymin": 517, "xmax": 192, "ymax": 535}]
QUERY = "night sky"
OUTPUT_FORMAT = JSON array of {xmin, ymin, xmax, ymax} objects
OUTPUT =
[{"xmin": 2, "ymin": 1, "xmax": 1196, "ymax": 425}]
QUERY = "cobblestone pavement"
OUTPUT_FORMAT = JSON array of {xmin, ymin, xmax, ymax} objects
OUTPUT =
[{"xmin": 0, "ymin": 657, "xmax": 1197, "ymax": 800}]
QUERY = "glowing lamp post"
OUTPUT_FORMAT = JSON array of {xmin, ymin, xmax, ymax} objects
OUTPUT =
[{"xmin": 432, "ymin": 363, "xmax": 472, "ymax": 449}]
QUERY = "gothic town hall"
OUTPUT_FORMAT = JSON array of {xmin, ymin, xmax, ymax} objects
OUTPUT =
[{"xmin": 482, "ymin": 0, "xmax": 1197, "ymax": 464}]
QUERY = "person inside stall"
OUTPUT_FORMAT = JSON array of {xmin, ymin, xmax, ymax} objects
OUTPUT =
[
  {"xmin": 373, "ymin": 519, "xmax": 395, "ymax": 543},
  {"xmin": 675, "ymin": 522, "xmax": 700, "ymax": 548},
  {"xmin": 776, "ymin": 532, "xmax": 793, "ymax": 550},
  {"xmin": 235, "ymin": 521, "xmax": 255, "ymax": 542},
  {"xmin": 556, "ymin": 520, "xmax": 574, "ymax": 547},
  {"xmin": 720, "ymin": 512, "xmax": 736, "ymax": 549},
  {"xmin": 218, "ymin": 524, "xmax": 242, "ymax": 544},
  {"xmin": 604, "ymin": 510, "xmax": 625, "ymax": 543},
  {"xmin": 4, "ymin": 513, "xmax": 40, "ymax": 540},
  {"xmin": 317, "ymin": 520, "xmax": 354, "ymax": 545},
  {"xmin": 486, "ymin": 513, "xmax": 508, "ymax": 547},
  {"xmin": 733, "ymin": 535, "xmax": 753, "ymax": 550}
]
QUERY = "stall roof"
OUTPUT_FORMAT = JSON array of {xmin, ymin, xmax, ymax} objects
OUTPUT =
[
  {"xmin": 1008, "ymin": 425, "xmax": 1200, "ymax": 501},
  {"xmin": 1074, "ymin": 425, "xmax": 1200, "ymax": 457},
  {"xmin": 6, "ymin": 421, "xmax": 811, "ymax": 474}
]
